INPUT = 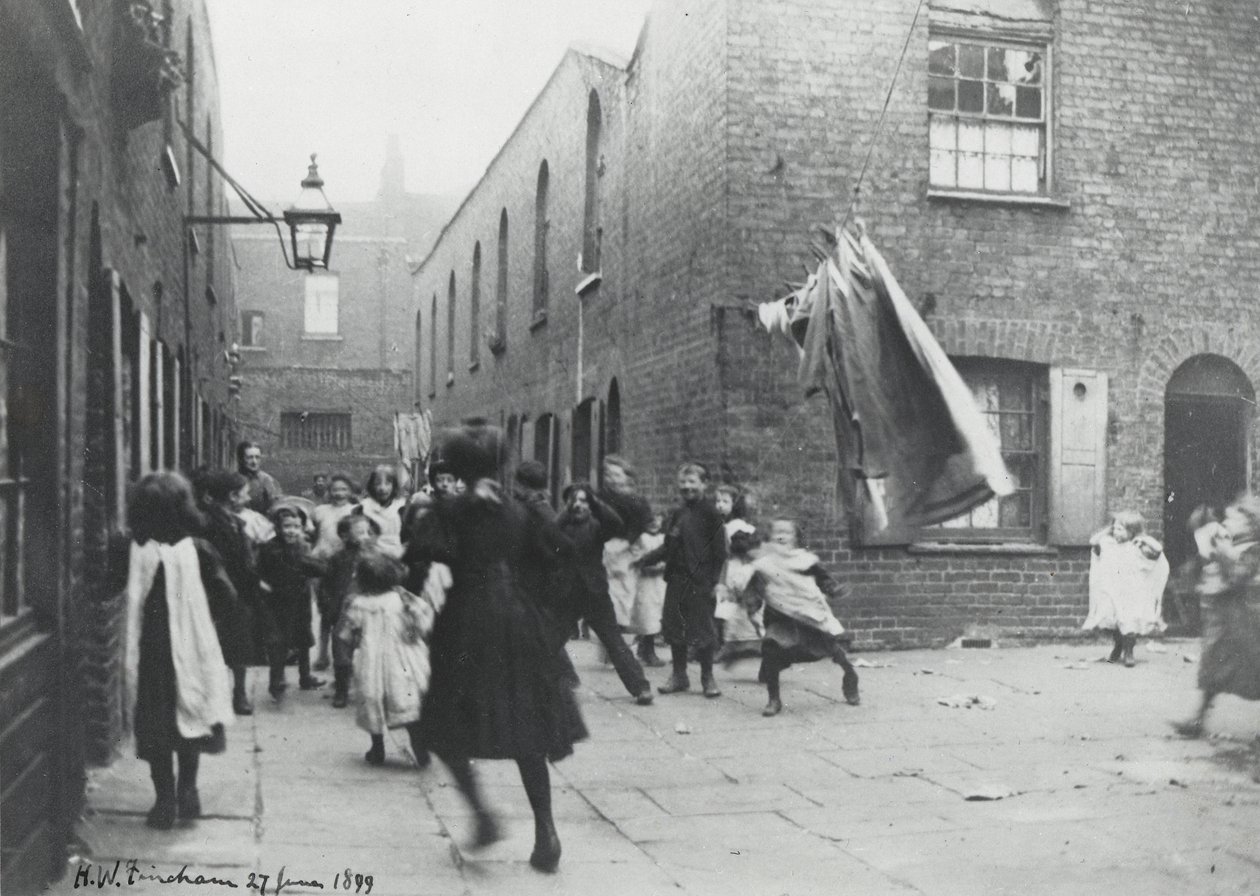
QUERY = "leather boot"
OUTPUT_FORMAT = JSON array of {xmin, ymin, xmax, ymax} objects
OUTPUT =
[
  {"xmin": 657, "ymin": 645, "xmax": 690, "ymax": 694},
  {"xmin": 762, "ymin": 673, "xmax": 782, "ymax": 717},
  {"xmin": 699, "ymin": 650, "xmax": 721, "ymax": 698},
  {"xmin": 529, "ymin": 815, "xmax": 562, "ymax": 873},
  {"xmin": 332, "ymin": 664, "xmax": 350, "ymax": 708},
  {"xmin": 1122, "ymin": 634, "xmax": 1137, "ymax": 667}
]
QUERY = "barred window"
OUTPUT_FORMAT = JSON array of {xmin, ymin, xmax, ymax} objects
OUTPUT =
[
  {"xmin": 928, "ymin": 38, "xmax": 1047, "ymax": 194},
  {"xmin": 280, "ymin": 411, "xmax": 352, "ymax": 451}
]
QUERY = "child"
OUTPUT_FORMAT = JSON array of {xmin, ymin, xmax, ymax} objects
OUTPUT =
[
  {"xmin": 638, "ymin": 463, "xmax": 727, "ymax": 698},
  {"xmin": 199, "ymin": 470, "xmax": 260, "ymax": 716},
  {"xmin": 629, "ymin": 513, "xmax": 667, "ymax": 666},
  {"xmin": 1176, "ymin": 496, "xmax": 1260, "ymax": 737},
  {"xmin": 325, "ymin": 514, "xmax": 380, "ymax": 708},
  {"xmin": 713, "ymin": 485, "xmax": 762, "ymax": 665},
  {"xmin": 123, "ymin": 472, "xmax": 239, "ymax": 828},
  {"xmin": 257, "ymin": 503, "xmax": 328, "ymax": 700},
  {"xmin": 337, "ymin": 548, "xmax": 449, "ymax": 767},
  {"xmin": 311, "ymin": 474, "xmax": 360, "ymax": 671},
  {"xmin": 357, "ymin": 464, "xmax": 407, "ymax": 560},
  {"xmin": 745, "ymin": 519, "xmax": 860, "ymax": 717},
  {"xmin": 1082, "ymin": 510, "xmax": 1170, "ymax": 667}
]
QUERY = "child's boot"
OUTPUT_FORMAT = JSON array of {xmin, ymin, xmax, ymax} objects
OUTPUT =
[
  {"xmin": 232, "ymin": 666, "xmax": 253, "ymax": 716},
  {"xmin": 762, "ymin": 672, "xmax": 783, "ymax": 717},
  {"xmin": 146, "ymin": 756, "xmax": 177, "ymax": 830},
  {"xmin": 699, "ymin": 650, "xmax": 721, "ymax": 698},
  {"xmin": 529, "ymin": 814, "xmax": 562, "ymax": 873},
  {"xmin": 657, "ymin": 645, "xmax": 690, "ymax": 694},
  {"xmin": 268, "ymin": 661, "xmax": 287, "ymax": 701},
  {"xmin": 365, "ymin": 734, "xmax": 385, "ymax": 766},
  {"xmin": 313, "ymin": 631, "xmax": 331, "ymax": 672},
  {"xmin": 298, "ymin": 652, "xmax": 325, "ymax": 690},
  {"xmin": 331, "ymin": 664, "xmax": 350, "ymax": 708},
  {"xmin": 637, "ymin": 636, "xmax": 665, "ymax": 667},
  {"xmin": 1122, "ymin": 634, "xmax": 1137, "ymax": 667},
  {"xmin": 1107, "ymin": 630, "xmax": 1123, "ymax": 664}
]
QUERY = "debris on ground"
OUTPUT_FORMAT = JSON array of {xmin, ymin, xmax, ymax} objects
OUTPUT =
[
  {"xmin": 1182, "ymin": 654, "xmax": 1199, "ymax": 664},
  {"xmin": 1063, "ymin": 662, "xmax": 1092, "ymax": 670},
  {"xmin": 852, "ymin": 658, "xmax": 896, "ymax": 668},
  {"xmin": 936, "ymin": 694, "xmax": 997, "ymax": 710},
  {"xmin": 964, "ymin": 785, "xmax": 1014, "ymax": 801},
  {"xmin": 918, "ymin": 668, "xmax": 937, "ymax": 675},
  {"xmin": 674, "ymin": 721, "xmax": 692, "ymax": 735}
]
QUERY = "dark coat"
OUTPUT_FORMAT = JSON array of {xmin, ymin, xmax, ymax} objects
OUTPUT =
[
  {"xmin": 409, "ymin": 485, "xmax": 585, "ymax": 761},
  {"xmin": 200, "ymin": 505, "xmax": 259, "ymax": 667},
  {"xmin": 257, "ymin": 540, "xmax": 327, "ymax": 652}
]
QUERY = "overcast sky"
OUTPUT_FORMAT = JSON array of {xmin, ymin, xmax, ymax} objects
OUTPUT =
[{"xmin": 207, "ymin": 0, "xmax": 655, "ymax": 204}]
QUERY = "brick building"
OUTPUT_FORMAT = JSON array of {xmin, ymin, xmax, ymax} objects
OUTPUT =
[
  {"xmin": 0, "ymin": 1, "xmax": 238, "ymax": 891},
  {"xmin": 232, "ymin": 140, "xmax": 455, "ymax": 493},
  {"xmin": 413, "ymin": 0, "xmax": 1260, "ymax": 650}
]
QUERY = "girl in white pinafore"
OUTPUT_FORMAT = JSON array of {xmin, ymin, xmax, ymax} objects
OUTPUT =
[
  {"xmin": 338, "ymin": 548, "xmax": 449, "ymax": 767},
  {"xmin": 1082, "ymin": 510, "xmax": 1170, "ymax": 667}
]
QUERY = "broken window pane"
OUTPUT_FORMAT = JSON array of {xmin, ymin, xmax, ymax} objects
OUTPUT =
[
  {"xmin": 1015, "ymin": 86, "xmax": 1042, "ymax": 119},
  {"xmin": 928, "ymin": 41, "xmax": 956, "ymax": 76},
  {"xmin": 959, "ymin": 44, "xmax": 985, "ymax": 78},
  {"xmin": 958, "ymin": 79, "xmax": 984, "ymax": 113},
  {"xmin": 987, "ymin": 83, "xmax": 1015, "ymax": 117},
  {"xmin": 1012, "ymin": 50, "xmax": 1042, "ymax": 84},
  {"xmin": 929, "ymin": 76, "xmax": 955, "ymax": 111}
]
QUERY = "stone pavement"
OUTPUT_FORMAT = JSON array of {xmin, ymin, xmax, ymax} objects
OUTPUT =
[{"xmin": 61, "ymin": 638, "xmax": 1260, "ymax": 896}]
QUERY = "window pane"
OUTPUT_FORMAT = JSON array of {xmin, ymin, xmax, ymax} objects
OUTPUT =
[
  {"xmin": 929, "ymin": 115, "xmax": 957, "ymax": 150},
  {"xmin": 985, "ymin": 121, "xmax": 1013, "ymax": 155},
  {"xmin": 1012, "ymin": 157, "xmax": 1040, "ymax": 192},
  {"xmin": 984, "ymin": 154, "xmax": 1011, "ymax": 191},
  {"xmin": 958, "ymin": 120, "xmax": 984, "ymax": 153},
  {"xmin": 929, "ymin": 41, "xmax": 956, "ymax": 75},
  {"xmin": 958, "ymin": 79, "xmax": 984, "ymax": 113},
  {"xmin": 929, "ymin": 76, "xmax": 955, "ymax": 111},
  {"xmin": 958, "ymin": 153, "xmax": 984, "ymax": 188},
  {"xmin": 1011, "ymin": 123, "xmax": 1040, "ymax": 156},
  {"xmin": 986, "ymin": 83, "xmax": 1015, "ymax": 117},
  {"xmin": 999, "ymin": 412, "xmax": 1032, "ymax": 451},
  {"xmin": 999, "ymin": 492, "xmax": 1032, "ymax": 528},
  {"xmin": 958, "ymin": 44, "xmax": 985, "ymax": 78},
  {"xmin": 930, "ymin": 149, "xmax": 957, "ymax": 187},
  {"xmin": 986, "ymin": 47, "xmax": 1009, "ymax": 81},
  {"xmin": 1015, "ymin": 86, "xmax": 1042, "ymax": 119},
  {"xmin": 970, "ymin": 496, "xmax": 1000, "ymax": 528},
  {"xmin": 1011, "ymin": 50, "xmax": 1042, "ymax": 84}
]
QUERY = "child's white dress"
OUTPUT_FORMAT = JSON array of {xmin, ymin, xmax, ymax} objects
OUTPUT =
[
  {"xmin": 715, "ymin": 520, "xmax": 764, "ymax": 644},
  {"xmin": 339, "ymin": 565, "xmax": 450, "ymax": 735},
  {"xmin": 1082, "ymin": 532, "xmax": 1170, "ymax": 636},
  {"xmin": 629, "ymin": 532, "xmax": 665, "ymax": 636}
]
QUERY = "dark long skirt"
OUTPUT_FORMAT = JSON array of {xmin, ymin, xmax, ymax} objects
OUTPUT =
[
  {"xmin": 1199, "ymin": 590, "xmax": 1260, "ymax": 700},
  {"xmin": 757, "ymin": 606, "xmax": 842, "ymax": 677},
  {"xmin": 134, "ymin": 573, "xmax": 226, "ymax": 761}
]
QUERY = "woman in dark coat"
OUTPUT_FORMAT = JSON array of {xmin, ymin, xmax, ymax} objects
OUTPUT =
[
  {"xmin": 200, "ymin": 470, "xmax": 260, "ymax": 715},
  {"xmin": 411, "ymin": 423, "xmax": 585, "ymax": 873}
]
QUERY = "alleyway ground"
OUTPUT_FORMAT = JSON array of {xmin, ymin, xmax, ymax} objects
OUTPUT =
[{"xmin": 64, "ymin": 639, "xmax": 1260, "ymax": 896}]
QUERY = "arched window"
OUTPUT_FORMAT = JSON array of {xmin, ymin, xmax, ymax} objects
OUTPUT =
[
  {"xmin": 582, "ymin": 90, "xmax": 602, "ymax": 273},
  {"xmin": 414, "ymin": 309, "xmax": 423, "ymax": 402},
  {"xmin": 428, "ymin": 294, "xmax": 437, "ymax": 397},
  {"xmin": 533, "ymin": 161, "xmax": 549, "ymax": 320},
  {"xmin": 446, "ymin": 271, "xmax": 456, "ymax": 383},
  {"xmin": 495, "ymin": 209, "xmax": 508, "ymax": 348},
  {"xmin": 606, "ymin": 378, "xmax": 622, "ymax": 455},
  {"xmin": 470, "ymin": 242, "xmax": 481, "ymax": 367}
]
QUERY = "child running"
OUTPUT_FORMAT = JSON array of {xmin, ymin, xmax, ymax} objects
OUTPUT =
[
  {"xmin": 337, "ymin": 548, "xmax": 448, "ymax": 767},
  {"xmin": 714, "ymin": 485, "xmax": 763, "ymax": 666},
  {"xmin": 324, "ymin": 514, "xmax": 380, "ymax": 708},
  {"xmin": 1082, "ymin": 510, "xmax": 1170, "ymax": 667},
  {"xmin": 746, "ymin": 519, "xmax": 860, "ymax": 716}
]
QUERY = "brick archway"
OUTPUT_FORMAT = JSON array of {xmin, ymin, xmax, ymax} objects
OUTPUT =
[{"xmin": 927, "ymin": 317, "xmax": 1065, "ymax": 364}]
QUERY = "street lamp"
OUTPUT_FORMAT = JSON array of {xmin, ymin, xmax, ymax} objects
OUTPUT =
[
  {"xmin": 180, "ymin": 121, "xmax": 342, "ymax": 272},
  {"xmin": 283, "ymin": 155, "xmax": 341, "ymax": 271}
]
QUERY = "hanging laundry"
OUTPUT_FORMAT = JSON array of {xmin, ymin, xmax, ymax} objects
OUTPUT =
[
  {"xmin": 760, "ymin": 226, "xmax": 1012, "ymax": 533},
  {"xmin": 394, "ymin": 409, "xmax": 433, "ymax": 467}
]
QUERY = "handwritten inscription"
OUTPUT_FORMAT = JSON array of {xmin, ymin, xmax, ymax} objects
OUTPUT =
[{"xmin": 73, "ymin": 860, "xmax": 375, "ymax": 895}]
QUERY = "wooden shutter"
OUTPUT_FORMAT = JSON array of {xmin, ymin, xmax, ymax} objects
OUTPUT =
[{"xmin": 1049, "ymin": 367, "xmax": 1108, "ymax": 544}]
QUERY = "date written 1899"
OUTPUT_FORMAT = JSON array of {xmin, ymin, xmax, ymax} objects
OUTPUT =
[{"xmin": 245, "ymin": 865, "xmax": 374, "ymax": 895}]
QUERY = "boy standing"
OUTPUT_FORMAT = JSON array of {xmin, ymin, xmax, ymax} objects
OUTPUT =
[{"xmin": 639, "ymin": 463, "xmax": 727, "ymax": 698}]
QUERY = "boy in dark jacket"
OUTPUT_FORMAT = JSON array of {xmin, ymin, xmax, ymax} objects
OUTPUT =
[
  {"xmin": 638, "ymin": 462, "xmax": 727, "ymax": 698},
  {"xmin": 257, "ymin": 504, "xmax": 328, "ymax": 700}
]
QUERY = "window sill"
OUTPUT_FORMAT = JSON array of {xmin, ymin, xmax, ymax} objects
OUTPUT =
[
  {"xmin": 927, "ymin": 189, "xmax": 1070, "ymax": 210},
  {"xmin": 908, "ymin": 541, "xmax": 1058, "ymax": 557},
  {"xmin": 301, "ymin": 334, "xmax": 343, "ymax": 342},
  {"xmin": 529, "ymin": 311, "xmax": 548, "ymax": 332}
]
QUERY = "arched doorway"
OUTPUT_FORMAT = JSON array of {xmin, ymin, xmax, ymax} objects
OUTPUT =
[{"xmin": 1164, "ymin": 354, "xmax": 1255, "ymax": 603}]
